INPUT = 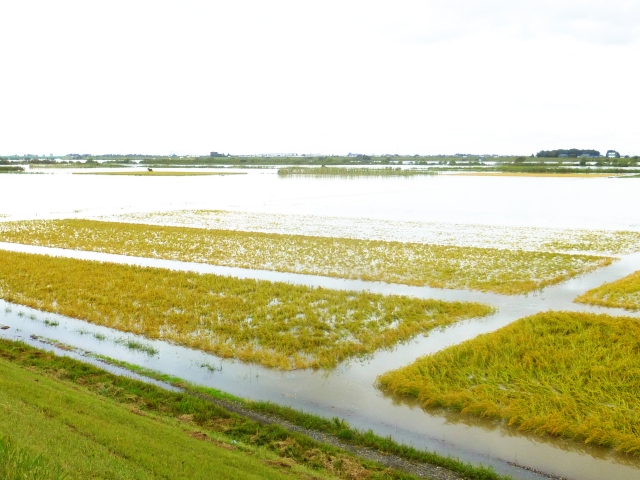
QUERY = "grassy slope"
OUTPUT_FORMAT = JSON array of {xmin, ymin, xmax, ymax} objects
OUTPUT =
[
  {"xmin": 575, "ymin": 270, "xmax": 640, "ymax": 310},
  {"xmin": 0, "ymin": 338, "xmax": 423, "ymax": 480},
  {"xmin": 0, "ymin": 358, "xmax": 313, "ymax": 480},
  {"xmin": 378, "ymin": 311, "xmax": 640, "ymax": 455},
  {"xmin": 0, "ymin": 219, "xmax": 613, "ymax": 294}
]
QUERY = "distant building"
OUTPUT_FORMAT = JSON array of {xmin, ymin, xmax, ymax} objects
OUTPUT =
[{"xmin": 606, "ymin": 150, "xmax": 620, "ymax": 158}]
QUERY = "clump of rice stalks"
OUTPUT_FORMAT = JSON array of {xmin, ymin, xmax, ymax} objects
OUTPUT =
[
  {"xmin": 0, "ymin": 219, "xmax": 615, "ymax": 294},
  {"xmin": 575, "ymin": 270, "xmax": 640, "ymax": 310},
  {"xmin": 0, "ymin": 250, "xmax": 493, "ymax": 370},
  {"xmin": 115, "ymin": 338, "xmax": 158, "ymax": 356},
  {"xmin": 378, "ymin": 311, "xmax": 640, "ymax": 455}
]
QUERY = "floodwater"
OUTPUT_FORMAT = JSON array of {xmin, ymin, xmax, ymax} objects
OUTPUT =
[
  {"xmin": 2, "ymin": 170, "xmax": 640, "ymax": 479},
  {"xmin": 2, "ymin": 168, "xmax": 640, "ymax": 231}
]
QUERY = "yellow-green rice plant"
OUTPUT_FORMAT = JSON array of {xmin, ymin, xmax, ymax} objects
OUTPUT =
[
  {"xmin": 0, "ymin": 220, "xmax": 614, "ymax": 295},
  {"xmin": 0, "ymin": 250, "xmax": 493, "ymax": 370},
  {"xmin": 542, "ymin": 230, "xmax": 640, "ymax": 255},
  {"xmin": 575, "ymin": 270, "xmax": 640, "ymax": 310},
  {"xmin": 104, "ymin": 209, "xmax": 640, "ymax": 256},
  {"xmin": 378, "ymin": 311, "xmax": 640, "ymax": 455}
]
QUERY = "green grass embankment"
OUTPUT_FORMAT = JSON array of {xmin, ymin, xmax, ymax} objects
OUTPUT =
[
  {"xmin": 0, "ymin": 338, "xmax": 509, "ymax": 480},
  {"xmin": 0, "ymin": 345, "xmax": 332, "ymax": 479}
]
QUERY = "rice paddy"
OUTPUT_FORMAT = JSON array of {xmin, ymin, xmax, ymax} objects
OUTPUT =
[
  {"xmin": 377, "ymin": 311, "xmax": 640, "ymax": 455},
  {"xmin": 0, "ymin": 219, "xmax": 615, "ymax": 294},
  {"xmin": 99, "ymin": 210, "xmax": 640, "ymax": 256},
  {"xmin": 575, "ymin": 270, "xmax": 640, "ymax": 310},
  {"xmin": 278, "ymin": 167, "xmax": 437, "ymax": 177},
  {"xmin": 0, "ymin": 250, "xmax": 493, "ymax": 369}
]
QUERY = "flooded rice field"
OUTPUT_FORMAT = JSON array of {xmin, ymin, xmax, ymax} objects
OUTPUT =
[{"xmin": 2, "ymin": 170, "xmax": 640, "ymax": 479}]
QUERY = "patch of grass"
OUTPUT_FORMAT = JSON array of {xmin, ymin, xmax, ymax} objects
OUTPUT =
[
  {"xmin": 574, "ymin": 270, "xmax": 640, "ymax": 310},
  {"xmin": 278, "ymin": 167, "xmax": 437, "ymax": 177},
  {"xmin": 0, "ymin": 219, "xmax": 615, "ymax": 294},
  {"xmin": 0, "ymin": 436, "xmax": 66, "ymax": 480},
  {"xmin": 0, "ymin": 250, "xmax": 492, "ymax": 369},
  {"xmin": 115, "ymin": 337, "xmax": 159, "ymax": 356},
  {"xmin": 378, "ymin": 311, "xmax": 640, "ymax": 455},
  {"xmin": 43, "ymin": 318, "xmax": 59, "ymax": 327},
  {"xmin": 200, "ymin": 361, "xmax": 222, "ymax": 372}
]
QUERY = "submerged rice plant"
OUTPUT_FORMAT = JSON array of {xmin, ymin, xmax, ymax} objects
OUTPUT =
[
  {"xmin": 377, "ymin": 311, "xmax": 640, "ymax": 455},
  {"xmin": 575, "ymin": 270, "xmax": 640, "ymax": 310},
  {"xmin": 0, "ymin": 250, "xmax": 493, "ymax": 369},
  {"xmin": 114, "ymin": 338, "xmax": 158, "ymax": 356},
  {"xmin": 103, "ymin": 209, "xmax": 640, "ymax": 255},
  {"xmin": 0, "ymin": 219, "xmax": 614, "ymax": 294}
]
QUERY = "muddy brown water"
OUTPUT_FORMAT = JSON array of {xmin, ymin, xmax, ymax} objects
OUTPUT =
[{"xmin": 2, "ymin": 243, "xmax": 640, "ymax": 479}]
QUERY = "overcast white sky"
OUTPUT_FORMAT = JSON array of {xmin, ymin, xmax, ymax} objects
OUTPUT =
[{"xmin": 1, "ymin": 1, "xmax": 638, "ymax": 156}]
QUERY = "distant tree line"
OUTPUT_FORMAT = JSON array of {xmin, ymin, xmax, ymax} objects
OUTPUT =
[{"xmin": 536, "ymin": 149, "xmax": 600, "ymax": 158}]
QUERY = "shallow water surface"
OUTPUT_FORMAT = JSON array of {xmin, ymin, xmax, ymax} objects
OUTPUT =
[{"xmin": 2, "ymin": 170, "xmax": 640, "ymax": 231}]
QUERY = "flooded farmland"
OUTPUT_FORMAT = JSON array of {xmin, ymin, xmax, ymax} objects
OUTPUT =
[{"xmin": 2, "ymin": 169, "xmax": 640, "ymax": 479}]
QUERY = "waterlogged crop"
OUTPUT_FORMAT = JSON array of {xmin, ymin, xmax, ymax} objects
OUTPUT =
[
  {"xmin": 0, "ymin": 219, "xmax": 614, "ymax": 294},
  {"xmin": 575, "ymin": 270, "xmax": 640, "ymax": 310},
  {"xmin": 378, "ymin": 311, "xmax": 640, "ymax": 455},
  {"xmin": 0, "ymin": 250, "xmax": 493, "ymax": 369},
  {"xmin": 278, "ymin": 167, "xmax": 437, "ymax": 177},
  {"xmin": 102, "ymin": 210, "xmax": 640, "ymax": 256}
]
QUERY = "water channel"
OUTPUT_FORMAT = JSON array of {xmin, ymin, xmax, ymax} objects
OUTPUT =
[{"xmin": 2, "ymin": 170, "xmax": 640, "ymax": 479}]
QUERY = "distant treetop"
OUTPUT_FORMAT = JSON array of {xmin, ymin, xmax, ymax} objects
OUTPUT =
[{"xmin": 536, "ymin": 149, "xmax": 600, "ymax": 158}]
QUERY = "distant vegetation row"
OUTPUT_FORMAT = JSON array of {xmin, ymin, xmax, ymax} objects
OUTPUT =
[
  {"xmin": 0, "ymin": 166, "xmax": 24, "ymax": 173},
  {"xmin": 277, "ymin": 167, "xmax": 437, "ymax": 177},
  {"xmin": 2, "ymin": 153, "xmax": 638, "ymax": 168}
]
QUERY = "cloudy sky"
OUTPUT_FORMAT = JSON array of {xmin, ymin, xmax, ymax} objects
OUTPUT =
[{"xmin": 1, "ymin": 1, "xmax": 638, "ymax": 156}]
